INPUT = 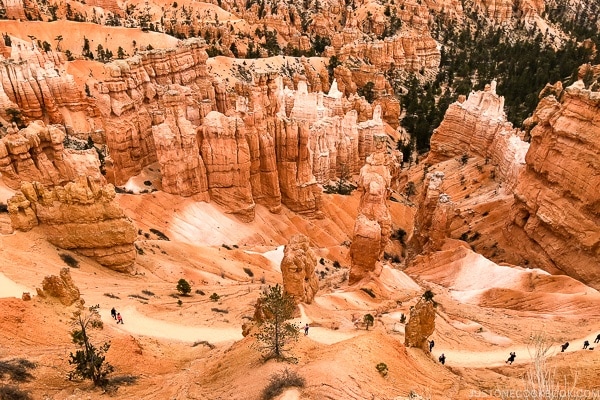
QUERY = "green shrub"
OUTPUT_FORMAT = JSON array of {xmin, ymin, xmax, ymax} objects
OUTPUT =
[
  {"xmin": 261, "ymin": 368, "xmax": 305, "ymax": 400},
  {"xmin": 363, "ymin": 314, "xmax": 374, "ymax": 330},
  {"xmin": 376, "ymin": 362, "xmax": 388, "ymax": 376},
  {"xmin": 176, "ymin": 279, "xmax": 192, "ymax": 296},
  {"xmin": 210, "ymin": 293, "xmax": 220, "ymax": 302},
  {"xmin": 243, "ymin": 267, "xmax": 254, "ymax": 277},
  {"xmin": 422, "ymin": 290, "xmax": 434, "ymax": 301}
]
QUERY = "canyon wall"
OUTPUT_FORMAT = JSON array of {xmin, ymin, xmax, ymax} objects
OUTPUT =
[
  {"xmin": 0, "ymin": 121, "xmax": 102, "ymax": 189},
  {"xmin": 507, "ymin": 81, "xmax": 600, "ymax": 288},
  {"xmin": 427, "ymin": 81, "xmax": 529, "ymax": 191}
]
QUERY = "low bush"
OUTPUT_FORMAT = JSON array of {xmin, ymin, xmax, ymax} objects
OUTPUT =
[
  {"xmin": 261, "ymin": 368, "xmax": 305, "ymax": 400},
  {"xmin": 243, "ymin": 267, "xmax": 254, "ymax": 277},
  {"xmin": 141, "ymin": 290, "xmax": 154, "ymax": 297},
  {"xmin": 211, "ymin": 308, "xmax": 229, "ymax": 313},
  {"xmin": 59, "ymin": 253, "xmax": 79, "ymax": 268},
  {"xmin": 0, "ymin": 385, "xmax": 32, "ymax": 400},
  {"xmin": 376, "ymin": 362, "xmax": 388, "ymax": 377},
  {"xmin": 195, "ymin": 289, "xmax": 205, "ymax": 296},
  {"xmin": 0, "ymin": 203, "xmax": 8, "ymax": 213},
  {"xmin": 149, "ymin": 228, "xmax": 170, "ymax": 241},
  {"xmin": 103, "ymin": 293, "xmax": 120, "ymax": 299},
  {"xmin": 221, "ymin": 244, "xmax": 232, "ymax": 250},
  {"xmin": 128, "ymin": 294, "xmax": 149, "ymax": 301},
  {"xmin": 210, "ymin": 293, "xmax": 220, "ymax": 302},
  {"xmin": 360, "ymin": 288, "xmax": 376, "ymax": 298},
  {"xmin": 192, "ymin": 340, "xmax": 215, "ymax": 349}
]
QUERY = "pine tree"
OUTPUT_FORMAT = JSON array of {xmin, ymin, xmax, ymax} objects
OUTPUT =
[
  {"xmin": 254, "ymin": 284, "xmax": 299, "ymax": 361},
  {"xmin": 68, "ymin": 305, "xmax": 114, "ymax": 387}
]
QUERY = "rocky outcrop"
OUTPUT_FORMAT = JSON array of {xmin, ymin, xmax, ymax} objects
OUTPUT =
[
  {"xmin": 427, "ymin": 81, "xmax": 529, "ymax": 190},
  {"xmin": 96, "ymin": 39, "xmax": 216, "ymax": 185},
  {"xmin": 280, "ymin": 234, "xmax": 319, "ymax": 304},
  {"xmin": 199, "ymin": 111, "xmax": 255, "ymax": 221},
  {"xmin": 336, "ymin": 33, "xmax": 441, "ymax": 74},
  {"xmin": 152, "ymin": 89, "xmax": 209, "ymax": 199},
  {"xmin": 7, "ymin": 176, "xmax": 136, "ymax": 272},
  {"xmin": 0, "ymin": 122, "xmax": 75, "ymax": 189},
  {"xmin": 349, "ymin": 137, "xmax": 393, "ymax": 284},
  {"xmin": 507, "ymin": 81, "xmax": 600, "ymax": 288},
  {"xmin": 411, "ymin": 171, "xmax": 453, "ymax": 254},
  {"xmin": 0, "ymin": 48, "xmax": 85, "ymax": 126},
  {"xmin": 36, "ymin": 267, "xmax": 81, "ymax": 306},
  {"xmin": 404, "ymin": 296, "xmax": 435, "ymax": 351}
]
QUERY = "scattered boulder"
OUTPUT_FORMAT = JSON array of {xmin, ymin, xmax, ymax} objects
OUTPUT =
[
  {"xmin": 36, "ymin": 268, "xmax": 81, "ymax": 306},
  {"xmin": 281, "ymin": 234, "xmax": 319, "ymax": 304},
  {"xmin": 404, "ymin": 296, "xmax": 436, "ymax": 351}
]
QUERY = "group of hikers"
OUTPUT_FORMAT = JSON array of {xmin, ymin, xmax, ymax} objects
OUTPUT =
[
  {"xmin": 110, "ymin": 307, "xmax": 124, "ymax": 324},
  {"xmin": 431, "ymin": 333, "xmax": 600, "ymax": 366},
  {"xmin": 561, "ymin": 334, "xmax": 600, "ymax": 352}
]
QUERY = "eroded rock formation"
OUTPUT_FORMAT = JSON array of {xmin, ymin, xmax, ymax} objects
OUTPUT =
[
  {"xmin": 411, "ymin": 171, "xmax": 453, "ymax": 254},
  {"xmin": 0, "ymin": 121, "xmax": 93, "ymax": 190},
  {"xmin": 427, "ymin": 81, "xmax": 529, "ymax": 190},
  {"xmin": 404, "ymin": 296, "xmax": 435, "ymax": 351},
  {"xmin": 281, "ymin": 234, "xmax": 319, "ymax": 304},
  {"xmin": 507, "ymin": 81, "xmax": 600, "ymax": 288},
  {"xmin": 36, "ymin": 267, "xmax": 81, "ymax": 306},
  {"xmin": 349, "ymin": 134, "xmax": 393, "ymax": 284},
  {"xmin": 7, "ymin": 176, "xmax": 136, "ymax": 272}
]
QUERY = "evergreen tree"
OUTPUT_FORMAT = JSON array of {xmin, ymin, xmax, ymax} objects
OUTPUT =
[
  {"xmin": 68, "ymin": 305, "xmax": 114, "ymax": 387},
  {"xmin": 254, "ymin": 284, "xmax": 299, "ymax": 361}
]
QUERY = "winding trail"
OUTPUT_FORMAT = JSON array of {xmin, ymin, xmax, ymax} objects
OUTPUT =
[
  {"xmin": 98, "ymin": 301, "xmax": 598, "ymax": 368},
  {"xmin": 101, "ymin": 307, "xmax": 243, "ymax": 344}
]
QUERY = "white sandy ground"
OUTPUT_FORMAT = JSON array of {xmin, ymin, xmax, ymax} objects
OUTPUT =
[
  {"xmin": 244, "ymin": 246, "xmax": 285, "ymax": 271},
  {"xmin": 430, "ymin": 334, "xmax": 598, "ymax": 368},
  {"xmin": 100, "ymin": 306, "xmax": 243, "ymax": 344},
  {"xmin": 0, "ymin": 272, "xmax": 34, "ymax": 298}
]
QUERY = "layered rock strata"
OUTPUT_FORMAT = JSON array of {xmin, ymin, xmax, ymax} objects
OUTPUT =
[
  {"xmin": 7, "ymin": 176, "xmax": 136, "ymax": 271},
  {"xmin": 199, "ymin": 111, "xmax": 254, "ymax": 221},
  {"xmin": 0, "ymin": 48, "xmax": 85, "ymax": 125},
  {"xmin": 280, "ymin": 234, "xmax": 319, "ymax": 304},
  {"xmin": 349, "ymin": 135, "xmax": 393, "ymax": 284},
  {"xmin": 427, "ymin": 81, "xmax": 529, "ymax": 190},
  {"xmin": 0, "ymin": 121, "xmax": 89, "ymax": 189},
  {"xmin": 508, "ymin": 81, "xmax": 600, "ymax": 288}
]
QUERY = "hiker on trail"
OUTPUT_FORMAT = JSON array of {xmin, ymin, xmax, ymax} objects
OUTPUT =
[
  {"xmin": 506, "ymin": 352, "xmax": 516, "ymax": 365},
  {"xmin": 561, "ymin": 342, "xmax": 569, "ymax": 352},
  {"xmin": 595, "ymin": 334, "xmax": 600, "ymax": 344},
  {"xmin": 111, "ymin": 307, "xmax": 117, "ymax": 320},
  {"xmin": 438, "ymin": 353, "xmax": 446, "ymax": 365},
  {"xmin": 117, "ymin": 312, "xmax": 124, "ymax": 324},
  {"xmin": 429, "ymin": 340, "xmax": 435, "ymax": 352},
  {"xmin": 583, "ymin": 340, "xmax": 590, "ymax": 349},
  {"xmin": 304, "ymin": 323, "xmax": 309, "ymax": 335}
]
